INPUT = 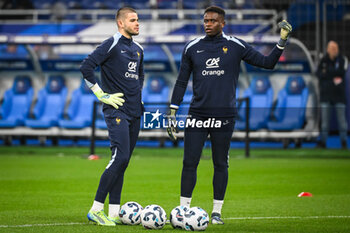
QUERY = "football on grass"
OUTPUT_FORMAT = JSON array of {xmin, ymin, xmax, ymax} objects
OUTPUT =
[
  {"xmin": 140, "ymin": 204, "xmax": 167, "ymax": 229},
  {"xmin": 170, "ymin": 205, "xmax": 189, "ymax": 229},
  {"xmin": 119, "ymin": 201, "xmax": 143, "ymax": 225},
  {"xmin": 183, "ymin": 207, "xmax": 209, "ymax": 231}
]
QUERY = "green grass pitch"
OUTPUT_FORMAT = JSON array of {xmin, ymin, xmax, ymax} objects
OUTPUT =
[{"xmin": 0, "ymin": 146, "xmax": 350, "ymax": 232}]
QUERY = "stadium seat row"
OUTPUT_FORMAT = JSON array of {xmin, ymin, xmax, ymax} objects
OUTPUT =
[
  {"xmin": 0, "ymin": 75, "xmax": 173, "ymax": 130},
  {"xmin": 236, "ymin": 76, "xmax": 309, "ymax": 131},
  {"xmin": 0, "ymin": 75, "xmax": 95, "ymax": 129},
  {"xmin": 0, "ymin": 75, "xmax": 309, "ymax": 131}
]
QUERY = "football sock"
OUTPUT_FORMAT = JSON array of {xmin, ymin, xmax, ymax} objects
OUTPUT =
[
  {"xmin": 109, "ymin": 204, "xmax": 120, "ymax": 218},
  {"xmin": 90, "ymin": 200, "xmax": 104, "ymax": 212},
  {"xmin": 212, "ymin": 199, "xmax": 224, "ymax": 214},
  {"xmin": 180, "ymin": 196, "xmax": 192, "ymax": 208}
]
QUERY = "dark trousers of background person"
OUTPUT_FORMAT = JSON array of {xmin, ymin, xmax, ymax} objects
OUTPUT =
[{"xmin": 320, "ymin": 102, "xmax": 348, "ymax": 147}]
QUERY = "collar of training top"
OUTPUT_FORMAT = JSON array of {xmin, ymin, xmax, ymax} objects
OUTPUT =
[
  {"xmin": 204, "ymin": 32, "xmax": 224, "ymax": 41},
  {"xmin": 119, "ymin": 34, "xmax": 133, "ymax": 44}
]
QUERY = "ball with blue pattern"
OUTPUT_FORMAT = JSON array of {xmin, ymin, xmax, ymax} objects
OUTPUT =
[
  {"xmin": 119, "ymin": 201, "xmax": 143, "ymax": 225},
  {"xmin": 140, "ymin": 204, "xmax": 167, "ymax": 229},
  {"xmin": 183, "ymin": 207, "xmax": 209, "ymax": 231},
  {"xmin": 170, "ymin": 205, "xmax": 189, "ymax": 229}
]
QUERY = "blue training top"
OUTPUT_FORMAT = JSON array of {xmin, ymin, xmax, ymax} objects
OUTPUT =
[
  {"xmin": 80, "ymin": 32, "xmax": 144, "ymax": 118},
  {"xmin": 170, "ymin": 32, "xmax": 283, "ymax": 118}
]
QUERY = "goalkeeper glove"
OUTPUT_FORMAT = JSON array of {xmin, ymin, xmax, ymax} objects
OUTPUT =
[
  {"xmin": 167, "ymin": 108, "xmax": 178, "ymax": 142},
  {"xmin": 277, "ymin": 20, "xmax": 292, "ymax": 48},
  {"xmin": 91, "ymin": 83, "xmax": 125, "ymax": 110}
]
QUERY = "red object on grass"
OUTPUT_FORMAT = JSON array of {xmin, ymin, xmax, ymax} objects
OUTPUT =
[
  {"xmin": 88, "ymin": 155, "xmax": 100, "ymax": 160},
  {"xmin": 298, "ymin": 192, "xmax": 313, "ymax": 197}
]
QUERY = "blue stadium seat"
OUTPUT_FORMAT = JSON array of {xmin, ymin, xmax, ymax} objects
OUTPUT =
[
  {"xmin": 183, "ymin": 0, "xmax": 201, "ymax": 9},
  {"xmin": 58, "ymin": 80, "xmax": 95, "ymax": 129},
  {"xmin": 142, "ymin": 76, "xmax": 169, "ymax": 129},
  {"xmin": 157, "ymin": 0, "xmax": 178, "ymax": 9},
  {"xmin": 143, "ymin": 45, "xmax": 168, "ymax": 62},
  {"xmin": 25, "ymin": 75, "xmax": 67, "ymax": 128},
  {"xmin": 123, "ymin": 0, "xmax": 149, "ymax": 9},
  {"xmin": 0, "ymin": 76, "xmax": 33, "ymax": 128},
  {"xmin": 142, "ymin": 75, "xmax": 169, "ymax": 106},
  {"xmin": 267, "ymin": 76, "xmax": 309, "ymax": 131},
  {"xmin": 236, "ymin": 86, "xmax": 240, "ymax": 105},
  {"xmin": 235, "ymin": 76, "xmax": 273, "ymax": 130}
]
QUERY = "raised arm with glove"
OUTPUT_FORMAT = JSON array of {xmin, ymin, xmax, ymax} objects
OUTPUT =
[{"xmin": 277, "ymin": 20, "xmax": 292, "ymax": 48}]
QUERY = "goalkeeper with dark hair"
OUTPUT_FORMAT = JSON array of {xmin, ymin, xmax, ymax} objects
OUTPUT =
[
  {"xmin": 80, "ymin": 7, "xmax": 144, "ymax": 226},
  {"xmin": 167, "ymin": 5, "xmax": 292, "ymax": 224}
]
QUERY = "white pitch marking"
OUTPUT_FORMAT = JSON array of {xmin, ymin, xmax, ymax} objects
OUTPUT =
[
  {"xmin": 1, "ymin": 216, "xmax": 350, "ymax": 228},
  {"xmin": 0, "ymin": 222, "xmax": 87, "ymax": 228}
]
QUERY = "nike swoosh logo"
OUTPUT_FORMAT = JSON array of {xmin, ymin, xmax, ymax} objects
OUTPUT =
[
  {"xmin": 121, "ymin": 50, "xmax": 127, "ymax": 53},
  {"xmin": 197, "ymin": 50, "xmax": 205, "ymax": 53}
]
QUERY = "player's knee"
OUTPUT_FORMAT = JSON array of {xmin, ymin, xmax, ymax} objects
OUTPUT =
[
  {"xmin": 183, "ymin": 160, "xmax": 199, "ymax": 170},
  {"xmin": 214, "ymin": 163, "xmax": 228, "ymax": 171},
  {"xmin": 107, "ymin": 155, "xmax": 130, "ymax": 172},
  {"xmin": 118, "ymin": 157, "xmax": 130, "ymax": 168}
]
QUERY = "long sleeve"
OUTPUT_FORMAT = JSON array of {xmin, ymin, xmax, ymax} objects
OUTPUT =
[
  {"xmin": 241, "ymin": 41, "xmax": 283, "ymax": 70},
  {"xmin": 170, "ymin": 48, "xmax": 192, "ymax": 108},
  {"xmin": 80, "ymin": 38, "xmax": 113, "ymax": 86}
]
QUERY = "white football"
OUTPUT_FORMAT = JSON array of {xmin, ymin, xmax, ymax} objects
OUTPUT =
[
  {"xmin": 119, "ymin": 201, "xmax": 143, "ymax": 225},
  {"xmin": 183, "ymin": 207, "xmax": 209, "ymax": 231},
  {"xmin": 140, "ymin": 204, "xmax": 167, "ymax": 229},
  {"xmin": 170, "ymin": 205, "xmax": 189, "ymax": 229}
]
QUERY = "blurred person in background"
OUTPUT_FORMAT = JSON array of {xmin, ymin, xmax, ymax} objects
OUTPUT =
[
  {"xmin": 51, "ymin": 0, "xmax": 67, "ymax": 22},
  {"xmin": 316, "ymin": 40, "xmax": 348, "ymax": 149}
]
